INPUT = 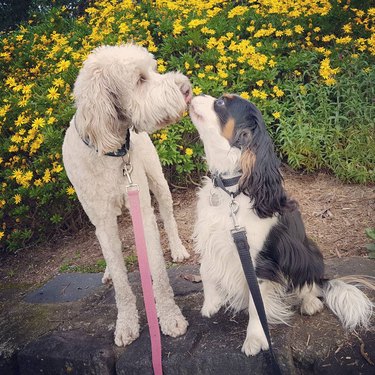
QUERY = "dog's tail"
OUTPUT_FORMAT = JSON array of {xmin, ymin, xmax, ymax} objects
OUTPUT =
[{"xmin": 323, "ymin": 276, "xmax": 374, "ymax": 330}]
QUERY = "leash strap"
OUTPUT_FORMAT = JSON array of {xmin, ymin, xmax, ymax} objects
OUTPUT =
[
  {"xmin": 231, "ymin": 228, "xmax": 282, "ymax": 375},
  {"xmin": 127, "ymin": 188, "xmax": 163, "ymax": 375}
]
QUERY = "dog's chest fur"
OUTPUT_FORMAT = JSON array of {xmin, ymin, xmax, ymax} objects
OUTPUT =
[{"xmin": 194, "ymin": 179, "xmax": 278, "ymax": 311}]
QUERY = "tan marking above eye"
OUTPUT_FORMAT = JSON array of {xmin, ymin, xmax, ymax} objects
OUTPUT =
[
  {"xmin": 223, "ymin": 93, "xmax": 235, "ymax": 99},
  {"xmin": 222, "ymin": 117, "xmax": 235, "ymax": 141}
]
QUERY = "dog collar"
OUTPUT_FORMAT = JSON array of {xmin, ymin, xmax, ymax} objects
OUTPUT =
[
  {"xmin": 74, "ymin": 116, "xmax": 130, "ymax": 157},
  {"xmin": 212, "ymin": 172, "xmax": 241, "ymax": 198}
]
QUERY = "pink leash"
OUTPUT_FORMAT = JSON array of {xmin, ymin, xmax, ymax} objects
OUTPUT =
[{"xmin": 127, "ymin": 187, "xmax": 163, "ymax": 375}]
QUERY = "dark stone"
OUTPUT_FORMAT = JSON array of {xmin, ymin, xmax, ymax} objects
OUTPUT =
[
  {"xmin": 102, "ymin": 265, "xmax": 202, "ymax": 305},
  {"xmin": 117, "ymin": 294, "xmax": 293, "ymax": 375},
  {"xmin": 325, "ymin": 257, "xmax": 375, "ymax": 279},
  {"xmin": 0, "ymin": 350, "xmax": 18, "ymax": 375},
  {"xmin": 24, "ymin": 273, "xmax": 103, "ymax": 303},
  {"xmin": 17, "ymin": 331, "xmax": 115, "ymax": 375}
]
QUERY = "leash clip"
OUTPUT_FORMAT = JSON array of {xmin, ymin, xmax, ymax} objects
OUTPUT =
[
  {"xmin": 122, "ymin": 155, "xmax": 139, "ymax": 191},
  {"xmin": 229, "ymin": 197, "xmax": 240, "ymax": 230}
]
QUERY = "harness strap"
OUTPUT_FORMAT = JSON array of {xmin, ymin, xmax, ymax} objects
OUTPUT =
[
  {"xmin": 127, "ymin": 188, "xmax": 163, "ymax": 375},
  {"xmin": 231, "ymin": 228, "xmax": 282, "ymax": 375}
]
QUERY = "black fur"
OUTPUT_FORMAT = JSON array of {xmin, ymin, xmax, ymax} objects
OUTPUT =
[{"xmin": 256, "ymin": 210, "xmax": 325, "ymax": 288}]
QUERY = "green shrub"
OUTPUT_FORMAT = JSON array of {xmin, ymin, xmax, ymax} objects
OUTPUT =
[{"xmin": 0, "ymin": 0, "xmax": 374, "ymax": 251}]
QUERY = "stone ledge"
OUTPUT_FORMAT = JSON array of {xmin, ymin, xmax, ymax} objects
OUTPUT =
[{"xmin": 0, "ymin": 259, "xmax": 374, "ymax": 374}]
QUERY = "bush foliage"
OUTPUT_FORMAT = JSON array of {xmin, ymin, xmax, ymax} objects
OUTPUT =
[{"xmin": 0, "ymin": 0, "xmax": 374, "ymax": 251}]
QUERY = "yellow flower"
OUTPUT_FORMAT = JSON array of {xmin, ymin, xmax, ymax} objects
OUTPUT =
[
  {"xmin": 56, "ymin": 59, "xmax": 71, "ymax": 72},
  {"xmin": 119, "ymin": 23, "xmax": 130, "ymax": 34},
  {"xmin": 256, "ymin": 80, "xmax": 264, "ymax": 87},
  {"xmin": 268, "ymin": 59, "xmax": 277, "ymax": 68},
  {"xmin": 53, "ymin": 78, "xmax": 65, "ymax": 87},
  {"xmin": 193, "ymin": 86, "xmax": 202, "ymax": 95},
  {"xmin": 188, "ymin": 19, "xmax": 207, "ymax": 29},
  {"xmin": 5, "ymin": 77, "xmax": 16, "ymax": 87},
  {"xmin": 173, "ymin": 19, "xmax": 184, "ymax": 35},
  {"xmin": 0, "ymin": 231, "xmax": 4, "ymax": 240},
  {"xmin": 228, "ymin": 5, "xmax": 248, "ymax": 19},
  {"xmin": 32, "ymin": 117, "xmax": 45, "ymax": 129},
  {"xmin": 47, "ymin": 87, "xmax": 60, "ymax": 101},
  {"xmin": 66, "ymin": 186, "xmax": 75, "ymax": 195},
  {"xmin": 47, "ymin": 116, "xmax": 57, "ymax": 125},
  {"xmin": 240, "ymin": 92, "xmax": 250, "ymax": 100},
  {"xmin": 14, "ymin": 194, "xmax": 22, "ymax": 204},
  {"xmin": 9, "ymin": 145, "xmax": 19, "ymax": 152},
  {"xmin": 272, "ymin": 112, "xmax": 281, "ymax": 119},
  {"xmin": 273, "ymin": 86, "xmax": 284, "ymax": 97},
  {"xmin": 185, "ymin": 148, "xmax": 193, "ymax": 156},
  {"xmin": 42, "ymin": 169, "xmax": 51, "ymax": 183},
  {"xmin": 159, "ymin": 133, "xmax": 167, "ymax": 142}
]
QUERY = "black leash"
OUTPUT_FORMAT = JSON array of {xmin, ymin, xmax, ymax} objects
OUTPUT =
[
  {"xmin": 213, "ymin": 173, "xmax": 282, "ymax": 375},
  {"xmin": 231, "ymin": 228, "xmax": 282, "ymax": 375}
]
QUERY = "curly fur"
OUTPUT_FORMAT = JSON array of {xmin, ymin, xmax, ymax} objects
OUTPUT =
[
  {"xmin": 63, "ymin": 44, "xmax": 192, "ymax": 347},
  {"xmin": 190, "ymin": 94, "xmax": 373, "ymax": 356}
]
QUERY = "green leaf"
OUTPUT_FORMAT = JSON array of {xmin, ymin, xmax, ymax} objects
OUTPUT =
[
  {"xmin": 365, "ymin": 228, "xmax": 375, "ymax": 241},
  {"xmin": 365, "ymin": 243, "xmax": 375, "ymax": 252}
]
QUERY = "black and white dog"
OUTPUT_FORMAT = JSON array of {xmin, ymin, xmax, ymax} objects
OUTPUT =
[{"xmin": 189, "ymin": 94, "xmax": 373, "ymax": 356}]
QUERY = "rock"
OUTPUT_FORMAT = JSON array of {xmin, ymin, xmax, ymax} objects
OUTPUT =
[
  {"xmin": 18, "ymin": 331, "xmax": 115, "ymax": 375},
  {"xmin": 0, "ymin": 260, "xmax": 374, "ymax": 374}
]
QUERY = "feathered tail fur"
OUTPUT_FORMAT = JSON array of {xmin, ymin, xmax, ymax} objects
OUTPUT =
[{"xmin": 323, "ymin": 276, "xmax": 374, "ymax": 330}]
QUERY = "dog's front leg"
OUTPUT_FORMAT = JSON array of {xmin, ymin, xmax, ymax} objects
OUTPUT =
[
  {"xmin": 132, "ymin": 162, "xmax": 188, "ymax": 338},
  {"xmin": 137, "ymin": 132, "xmax": 190, "ymax": 262},
  {"xmin": 95, "ymin": 217, "xmax": 140, "ymax": 347},
  {"xmin": 242, "ymin": 287, "xmax": 269, "ymax": 356},
  {"xmin": 200, "ymin": 262, "xmax": 223, "ymax": 317}
]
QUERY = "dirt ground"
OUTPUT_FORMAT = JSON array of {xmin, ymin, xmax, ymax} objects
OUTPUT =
[{"xmin": 0, "ymin": 167, "xmax": 374, "ymax": 285}]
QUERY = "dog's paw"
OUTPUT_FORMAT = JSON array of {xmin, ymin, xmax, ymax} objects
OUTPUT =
[
  {"xmin": 101, "ymin": 266, "xmax": 112, "ymax": 284},
  {"xmin": 159, "ymin": 309, "xmax": 188, "ymax": 338},
  {"xmin": 114, "ymin": 318, "xmax": 140, "ymax": 347},
  {"xmin": 241, "ymin": 332, "xmax": 269, "ymax": 356},
  {"xmin": 201, "ymin": 302, "xmax": 221, "ymax": 318},
  {"xmin": 171, "ymin": 244, "xmax": 190, "ymax": 263},
  {"xmin": 301, "ymin": 296, "xmax": 324, "ymax": 316}
]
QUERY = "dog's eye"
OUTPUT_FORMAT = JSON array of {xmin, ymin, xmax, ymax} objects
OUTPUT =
[
  {"xmin": 137, "ymin": 74, "xmax": 146, "ymax": 85},
  {"xmin": 215, "ymin": 99, "xmax": 225, "ymax": 106}
]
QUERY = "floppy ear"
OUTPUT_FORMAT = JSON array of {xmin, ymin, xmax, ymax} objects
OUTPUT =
[
  {"xmin": 239, "ymin": 114, "xmax": 295, "ymax": 218},
  {"xmin": 73, "ymin": 60, "xmax": 129, "ymax": 154}
]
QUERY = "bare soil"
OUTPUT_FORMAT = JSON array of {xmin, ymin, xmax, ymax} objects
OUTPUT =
[{"xmin": 0, "ymin": 168, "xmax": 374, "ymax": 285}]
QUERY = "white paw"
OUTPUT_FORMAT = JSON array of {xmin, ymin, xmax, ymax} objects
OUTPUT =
[
  {"xmin": 159, "ymin": 309, "xmax": 188, "ymax": 337},
  {"xmin": 102, "ymin": 267, "xmax": 112, "ymax": 284},
  {"xmin": 241, "ymin": 332, "xmax": 269, "ymax": 356},
  {"xmin": 114, "ymin": 318, "xmax": 140, "ymax": 347},
  {"xmin": 171, "ymin": 244, "xmax": 190, "ymax": 263},
  {"xmin": 201, "ymin": 301, "xmax": 221, "ymax": 318},
  {"xmin": 301, "ymin": 296, "xmax": 324, "ymax": 316}
]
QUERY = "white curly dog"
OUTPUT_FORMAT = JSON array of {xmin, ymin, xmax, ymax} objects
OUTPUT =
[{"xmin": 62, "ymin": 44, "xmax": 192, "ymax": 347}]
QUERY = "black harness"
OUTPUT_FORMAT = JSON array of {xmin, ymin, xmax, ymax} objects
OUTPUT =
[{"xmin": 212, "ymin": 173, "xmax": 282, "ymax": 375}]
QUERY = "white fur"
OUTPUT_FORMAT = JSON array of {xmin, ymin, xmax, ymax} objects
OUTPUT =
[
  {"xmin": 190, "ymin": 95, "xmax": 374, "ymax": 357},
  {"xmin": 63, "ymin": 44, "xmax": 191, "ymax": 347},
  {"xmin": 323, "ymin": 279, "xmax": 373, "ymax": 330}
]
